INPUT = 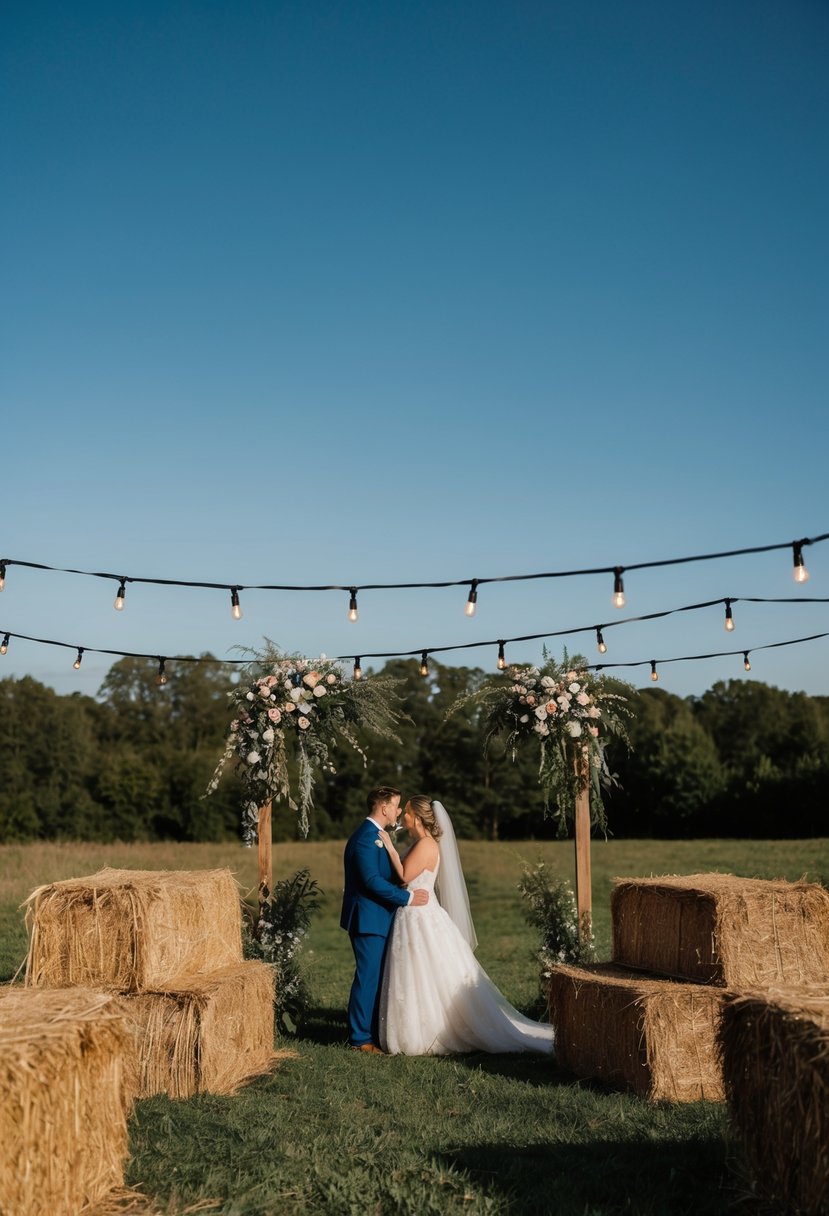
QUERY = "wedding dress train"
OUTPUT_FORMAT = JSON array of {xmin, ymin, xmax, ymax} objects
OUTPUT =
[{"xmin": 379, "ymin": 861, "xmax": 555, "ymax": 1056}]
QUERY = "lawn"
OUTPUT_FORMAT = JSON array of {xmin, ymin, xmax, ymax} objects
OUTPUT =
[{"xmin": 1, "ymin": 838, "xmax": 825, "ymax": 1214}]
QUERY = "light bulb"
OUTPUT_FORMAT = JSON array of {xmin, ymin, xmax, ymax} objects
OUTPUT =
[
  {"xmin": 353, "ymin": 658, "xmax": 362, "ymax": 681},
  {"xmin": 497, "ymin": 642, "xmax": 506, "ymax": 670},
  {"xmin": 73, "ymin": 648, "xmax": 84, "ymax": 670},
  {"xmin": 465, "ymin": 581, "xmax": 478, "ymax": 617},
  {"xmin": 650, "ymin": 660, "xmax": 658, "ymax": 682},
  {"xmin": 743, "ymin": 652, "xmax": 752, "ymax": 672},
  {"xmin": 114, "ymin": 580, "xmax": 126, "ymax": 611},
  {"xmin": 348, "ymin": 589, "xmax": 359, "ymax": 622},
  {"xmin": 0, "ymin": 633, "xmax": 8, "ymax": 655},
  {"xmin": 793, "ymin": 543, "xmax": 810, "ymax": 583},
  {"xmin": 612, "ymin": 569, "xmax": 626, "ymax": 609},
  {"xmin": 724, "ymin": 602, "xmax": 735, "ymax": 632},
  {"xmin": 230, "ymin": 588, "xmax": 243, "ymax": 620},
  {"xmin": 596, "ymin": 628, "xmax": 607, "ymax": 655},
  {"xmin": 419, "ymin": 651, "xmax": 429, "ymax": 678},
  {"xmin": 0, "ymin": 563, "xmax": 5, "ymax": 592},
  {"xmin": 156, "ymin": 658, "xmax": 168, "ymax": 686}
]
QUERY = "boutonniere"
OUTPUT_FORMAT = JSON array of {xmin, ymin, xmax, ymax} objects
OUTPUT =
[{"xmin": 374, "ymin": 838, "xmax": 384, "ymax": 848}]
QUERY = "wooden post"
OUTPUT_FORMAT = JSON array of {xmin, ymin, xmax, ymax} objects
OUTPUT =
[
  {"xmin": 573, "ymin": 748, "xmax": 592, "ymax": 943},
  {"xmin": 258, "ymin": 800, "xmax": 273, "ymax": 912}
]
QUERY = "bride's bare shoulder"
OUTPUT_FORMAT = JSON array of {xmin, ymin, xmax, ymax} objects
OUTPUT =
[{"xmin": 401, "ymin": 836, "xmax": 439, "ymax": 880}]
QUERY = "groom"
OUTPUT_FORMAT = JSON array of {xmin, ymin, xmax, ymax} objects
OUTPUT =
[{"xmin": 341, "ymin": 785, "xmax": 429, "ymax": 1052}]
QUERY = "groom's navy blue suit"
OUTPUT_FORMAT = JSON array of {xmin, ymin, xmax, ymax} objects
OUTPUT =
[{"xmin": 341, "ymin": 818, "xmax": 411, "ymax": 1047}]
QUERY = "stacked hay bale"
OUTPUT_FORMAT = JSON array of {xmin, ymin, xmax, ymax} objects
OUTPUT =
[
  {"xmin": 25, "ymin": 867, "xmax": 276, "ymax": 1099},
  {"xmin": 718, "ymin": 987, "xmax": 829, "ymax": 1216},
  {"xmin": 548, "ymin": 872, "xmax": 829, "ymax": 1104},
  {"xmin": 0, "ymin": 986, "xmax": 132, "ymax": 1216}
]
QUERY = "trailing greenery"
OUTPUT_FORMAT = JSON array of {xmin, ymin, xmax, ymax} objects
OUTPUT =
[
  {"xmin": 1, "ymin": 658, "xmax": 828, "ymax": 842},
  {"xmin": 244, "ymin": 867, "xmax": 323, "ymax": 1035}
]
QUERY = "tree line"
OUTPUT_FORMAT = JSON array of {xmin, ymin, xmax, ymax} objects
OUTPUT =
[{"xmin": 0, "ymin": 656, "xmax": 826, "ymax": 843}]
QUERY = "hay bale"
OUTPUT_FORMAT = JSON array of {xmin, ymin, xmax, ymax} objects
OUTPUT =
[
  {"xmin": 0, "ymin": 985, "xmax": 132, "ymax": 1216},
  {"xmin": 24, "ymin": 867, "xmax": 243, "ymax": 992},
  {"xmin": 719, "ymin": 987, "xmax": 829, "ymax": 1215},
  {"xmin": 548, "ymin": 962, "xmax": 726, "ymax": 1101},
  {"xmin": 611, "ymin": 872, "xmax": 829, "ymax": 987},
  {"xmin": 119, "ymin": 960, "xmax": 276, "ymax": 1099}
]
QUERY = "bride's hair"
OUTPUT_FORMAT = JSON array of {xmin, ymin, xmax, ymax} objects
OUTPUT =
[{"xmin": 407, "ymin": 795, "xmax": 443, "ymax": 840}]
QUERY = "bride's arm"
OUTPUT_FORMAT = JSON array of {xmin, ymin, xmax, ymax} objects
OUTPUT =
[
  {"xmin": 377, "ymin": 830, "xmax": 405, "ymax": 881},
  {"xmin": 401, "ymin": 838, "xmax": 439, "ymax": 883}
]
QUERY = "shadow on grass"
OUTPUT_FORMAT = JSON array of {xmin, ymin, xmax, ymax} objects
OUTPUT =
[
  {"xmin": 295, "ymin": 1003, "xmax": 349, "ymax": 1045},
  {"xmin": 439, "ymin": 1137, "xmax": 736, "ymax": 1215}
]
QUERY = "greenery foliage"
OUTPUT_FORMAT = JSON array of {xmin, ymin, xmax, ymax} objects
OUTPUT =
[
  {"xmin": 1, "ymin": 657, "xmax": 828, "ymax": 842},
  {"xmin": 244, "ymin": 867, "xmax": 322, "ymax": 1035},
  {"xmin": 518, "ymin": 860, "xmax": 596, "ymax": 974}
]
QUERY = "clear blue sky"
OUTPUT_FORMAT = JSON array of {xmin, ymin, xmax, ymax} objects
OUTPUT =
[{"xmin": 2, "ymin": 0, "xmax": 827, "ymax": 700}]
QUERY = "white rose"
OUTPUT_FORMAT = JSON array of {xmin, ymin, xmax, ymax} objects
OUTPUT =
[
  {"xmin": 540, "ymin": 676, "xmax": 555, "ymax": 689},
  {"xmin": 284, "ymin": 680, "xmax": 293, "ymax": 691},
  {"xmin": 326, "ymin": 673, "xmax": 337, "ymax": 684},
  {"xmin": 246, "ymin": 750, "xmax": 261, "ymax": 765},
  {"xmin": 290, "ymin": 688, "xmax": 303, "ymax": 702},
  {"xmin": 568, "ymin": 682, "xmax": 581, "ymax": 693},
  {"xmin": 246, "ymin": 692, "xmax": 255, "ymax": 701},
  {"xmin": 298, "ymin": 701, "xmax": 312, "ymax": 713},
  {"xmin": 262, "ymin": 728, "xmax": 275, "ymax": 744},
  {"xmin": 313, "ymin": 685, "xmax": 327, "ymax": 697},
  {"xmin": 519, "ymin": 714, "xmax": 530, "ymax": 724},
  {"xmin": 534, "ymin": 706, "xmax": 547, "ymax": 720},
  {"xmin": 566, "ymin": 721, "xmax": 583, "ymax": 737}
]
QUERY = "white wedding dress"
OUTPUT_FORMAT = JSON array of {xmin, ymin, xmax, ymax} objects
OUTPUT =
[{"xmin": 379, "ymin": 859, "xmax": 555, "ymax": 1056}]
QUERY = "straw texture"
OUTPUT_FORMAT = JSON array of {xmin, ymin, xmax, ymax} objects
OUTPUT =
[
  {"xmin": 548, "ymin": 962, "xmax": 726, "ymax": 1101},
  {"xmin": 719, "ymin": 988, "xmax": 829, "ymax": 1216},
  {"xmin": 24, "ymin": 867, "xmax": 243, "ymax": 992},
  {"xmin": 0, "ymin": 985, "xmax": 132, "ymax": 1216},
  {"xmin": 119, "ymin": 960, "xmax": 276, "ymax": 1099},
  {"xmin": 611, "ymin": 873, "xmax": 829, "ymax": 987}
]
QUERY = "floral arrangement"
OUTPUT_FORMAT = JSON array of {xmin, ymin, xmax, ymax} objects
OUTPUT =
[
  {"xmin": 449, "ymin": 652, "xmax": 632, "ymax": 833},
  {"xmin": 206, "ymin": 642, "xmax": 406, "ymax": 840},
  {"xmin": 244, "ymin": 867, "xmax": 322, "ymax": 1036}
]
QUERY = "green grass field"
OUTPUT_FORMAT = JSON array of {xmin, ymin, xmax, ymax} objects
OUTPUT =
[{"xmin": 2, "ymin": 838, "xmax": 825, "ymax": 1214}]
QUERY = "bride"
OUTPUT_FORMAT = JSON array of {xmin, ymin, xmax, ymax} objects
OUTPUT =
[{"xmin": 377, "ymin": 795, "xmax": 555, "ymax": 1056}]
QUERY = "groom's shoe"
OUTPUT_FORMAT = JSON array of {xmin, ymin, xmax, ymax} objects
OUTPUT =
[{"xmin": 351, "ymin": 1042, "xmax": 385, "ymax": 1054}]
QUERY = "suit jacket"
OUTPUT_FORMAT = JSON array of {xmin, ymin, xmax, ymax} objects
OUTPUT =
[{"xmin": 340, "ymin": 818, "xmax": 410, "ymax": 936}]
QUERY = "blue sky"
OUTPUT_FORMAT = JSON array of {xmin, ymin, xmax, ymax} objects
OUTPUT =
[{"xmin": 2, "ymin": 0, "xmax": 827, "ymax": 700}]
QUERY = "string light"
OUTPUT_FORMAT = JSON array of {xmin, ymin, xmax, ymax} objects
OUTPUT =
[
  {"xmin": 0, "ymin": 633, "xmax": 8, "ymax": 655},
  {"xmin": 465, "ymin": 580, "xmax": 479, "ymax": 618},
  {"xmin": 348, "ymin": 589, "xmax": 359, "ymax": 622},
  {"xmin": 793, "ymin": 540, "xmax": 810, "ymax": 584},
  {"xmin": 419, "ymin": 651, "xmax": 429, "ymax": 677},
  {"xmin": 612, "ymin": 568, "xmax": 626, "ymax": 609},
  {"xmin": 743, "ymin": 651, "xmax": 752, "ymax": 671},
  {"xmin": 353, "ymin": 657, "xmax": 362, "ymax": 681},
  {"xmin": 230, "ymin": 588, "xmax": 243, "ymax": 620},
  {"xmin": 156, "ymin": 658, "xmax": 168, "ymax": 686},
  {"xmin": 596, "ymin": 628, "xmax": 607, "ymax": 654},
  {"xmin": 724, "ymin": 600, "xmax": 735, "ymax": 632},
  {"xmin": 650, "ymin": 660, "xmax": 658, "ymax": 682},
  {"xmin": 73, "ymin": 648, "xmax": 84, "ymax": 670},
  {"xmin": 114, "ymin": 580, "xmax": 127, "ymax": 611},
  {"xmin": 497, "ymin": 641, "xmax": 506, "ymax": 670},
  {"xmin": 0, "ymin": 563, "xmax": 5, "ymax": 592}
]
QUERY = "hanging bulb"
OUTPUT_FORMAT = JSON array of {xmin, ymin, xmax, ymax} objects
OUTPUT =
[
  {"xmin": 650, "ymin": 660, "xmax": 658, "ymax": 682},
  {"xmin": 348, "ymin": 588, "xmax": 359, "ymax": 622},
  {"xmin": 612, "ymin": 568, "xmax": 626, "ymax": 609},
  {"xmin": 156, "ymin": 658, "xmax": 168, "ymax": 686},
  {"xmin": 792, "ymin": 541, "xmax": 810, "ymax": 584},
  {"xmin": 497, "ymin": 641, "xmax": 506, "ymax": 670},
  {"xmin": 743, "ymin": 652, "xmax": 752, "ymax": 672},
  {"xmin": 464, "ymin": 580, "xmax": 478, "ymax": 617},
  {"xmin": 724, "ymin": 601, "xmax": 735, "ymax": 632},
  {"xmin": 73, "ymin": 648, "xmax": 84, "ymax": 670},
  {"xmin": 353, "ymin": 657, "xmax": 362, "ymax": 681},
  {"xmin": 419, "ymin": 651, "xmax": 429, "ymax": 678},
  {"xmin": 114, "ymin": 580, "xmax": 126, "ymax": 611},
  {"xmin": 0, "ymin": 633, "xmax": 9, "ymax": 655},
  {"xmin": 230, "ymin": 588, "xmax": 243, "ymax": 620},
  {"xmin": 596, "ymin": 628, "xmax": 607, "ymax": 655},
  {"xmin": 0, "ymin": 562, "xmax": 6, "ymax": 592}
]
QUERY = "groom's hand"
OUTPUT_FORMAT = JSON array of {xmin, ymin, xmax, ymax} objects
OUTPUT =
[{"xmin": 411, "ymin": 890, "xmax": 429, "ymax": 906}]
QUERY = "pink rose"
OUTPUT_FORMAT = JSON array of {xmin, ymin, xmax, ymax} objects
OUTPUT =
[
  {"xmin": 283, "ymin": 702, "xmax": 296, "ymax": 713},
  {"xmin": 298, "ymin": 716, "xmax": 310, "ymax": 730},
  {"xmin": 267, "ymin": 708, "xmax": 282, "ymax": 722},
  {"xmin": 326, "ymin": 673, "xmax": 337, "ymax": 684},
  {"xmin": 302, "ymin": 671, "xmax": 321, "ymax": 688}
]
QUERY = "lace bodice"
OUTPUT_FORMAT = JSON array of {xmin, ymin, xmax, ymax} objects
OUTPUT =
[{"xmin": 405, "ymin": 859, "xmax": 439, "ymax": 894}]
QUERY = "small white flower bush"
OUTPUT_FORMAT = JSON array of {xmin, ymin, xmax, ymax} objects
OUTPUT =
[
  {"xmin": 518, "ymin": 860, "xmax": 595, "ymax": 975},
  {"xmin": 245, "ymin": 867, "xmax": 322, "ymax": 1035}
]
